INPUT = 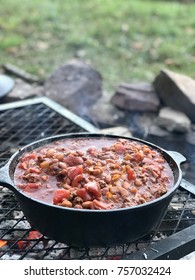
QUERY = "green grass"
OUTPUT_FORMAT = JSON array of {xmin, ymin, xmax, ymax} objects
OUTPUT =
[{"xmin": 0, "ymin": 0, "xmax": 195, "ymax": 92}]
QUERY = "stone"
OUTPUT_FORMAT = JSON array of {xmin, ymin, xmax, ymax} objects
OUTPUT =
[
  {"xmin": 87, "ymin": 92, "xmax": 126, "ymax": 128},
  {"xmin": 44, "ymin": 60, "xmax": 103, "ymax": 117},
  {"xmin": 111, "ymin": 82, "xmax": 160, "ymax": 112},
  {"xmin": 148, "ymin": 124, "xmax": 170, "ymax": 137},
  {"xmin": 134, "ymin": 113, "xmax": 169, "ymax": 138},
  {"xmin": 153, "ymin": 69, "xmax": 195, "ymax": 123},
  {"xmin": 186, "ymin": 130, "xmax": 195, "ymax": 145},
  {"xmin": 156, "ymin": 107, "xmax": 191, "ymax": 133}
]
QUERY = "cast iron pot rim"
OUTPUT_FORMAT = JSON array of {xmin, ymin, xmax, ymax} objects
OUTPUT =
[{"xmin": 5, "ymin": 132, "xmax": 183, "ymax": 213}]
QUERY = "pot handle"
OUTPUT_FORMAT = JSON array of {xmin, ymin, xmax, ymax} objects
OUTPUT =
[
  {"xmin": 0, "ymin": 163, "xmax": 14, "ymax": 190},
  {"xmin": 166, "ymin": 150, "xmax": 186, "ymax": 165}
]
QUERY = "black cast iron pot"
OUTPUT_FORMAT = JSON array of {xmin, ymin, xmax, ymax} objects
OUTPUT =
[{"xmin": 0, "ymin": 133, "xmax": 186, "ymax": 247}]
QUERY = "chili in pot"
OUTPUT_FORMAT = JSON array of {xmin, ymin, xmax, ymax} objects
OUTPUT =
[
  {"xmin": 0, "ymin": 133, "xmax": 186, "ymax": 247},
  {"xmin": 14, "ymin": 137, "xmax": 174, "ymax": 210}
]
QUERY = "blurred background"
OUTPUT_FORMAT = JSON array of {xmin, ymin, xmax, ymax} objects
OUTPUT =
[{"xmin": 0, "ymin": 0, "xmax": 195, "ymax": 92}]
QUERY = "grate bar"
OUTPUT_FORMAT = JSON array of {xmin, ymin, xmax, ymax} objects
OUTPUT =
[
  {"xmin": 127, "ymin": 224, "xmax": 195, "ymax": 260},
  {"xmin": 0, "ymin": 97, "xmax": 97, "ymax": 133}
]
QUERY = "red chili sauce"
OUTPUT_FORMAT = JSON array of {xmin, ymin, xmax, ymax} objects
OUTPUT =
[{"xmin": 14, "ymin": 138, "xmax": 174, "ymax": 210}]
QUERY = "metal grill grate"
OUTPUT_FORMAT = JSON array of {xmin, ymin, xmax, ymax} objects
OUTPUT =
[
  {"xmin": 0, "ymin": 101, "xmax": 89, "ymax": 164},
  {"xmin": 0, "ymin": 98, "xmax": 195, "ymax": 260}
]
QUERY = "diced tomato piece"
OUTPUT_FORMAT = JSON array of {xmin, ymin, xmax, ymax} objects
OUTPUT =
[
  {"xmin": 27, "ymin": 183, "xmax": 41, "ymax": 188},
  {"xmin": 21, "ymin": 182, "xmax": 41, "ymax": 191},
  {"xmin": 21, "ymin": 153, "xmax": 37, "ymax": 162},
  {"xmin": 18, "ymin": 162, "xmax": 28, "ymax": 170},
  {"xmin": 71, "ymin": 174, "xmax": 83, "ymax": 187},
  {"xmin": 127, "ymin": 169, "xmax": 135, "ymax": 180},
  {"xmin": 114, "ymin": 143, "xmax": 126, "ymax": 154},
  {"xmin": 64, "ymin": 155, "xmax": 83, "ymax": 166},
  {"xmin": 67, "ymin": 165, "xmax": 83, "ymax": 181},
  {"xmin": 53, "ymin": 189, "xmax": 70, "ymax": 204},
  {"xmin": 133, "ymin": 152, "xmax": 144, "ymax": 163},
  {"xmin": 29, "ymin": 168, "xmax": 41, "ymax": 174},
  {"xmin": 92, "ymin": 199, "xmax": 111, "ymax": 210},
  {"xmin": 84, "ymin": 181, "xmax": 101, "ymax": 198},
  {"xmin": 76, "ymin": 188, "xmax": 92, "ymax": 201}
]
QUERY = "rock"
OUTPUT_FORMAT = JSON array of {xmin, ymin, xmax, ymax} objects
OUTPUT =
[
  {"xmin": 87, "ymin": 92, "xmax": 126, "ymax": 128},
  {"xmin": 186, "ymin": 130, "xmax": 195, "ymax": 145},
  {"xmin": 44, "ymin": 60, "xmax": 103, "ymax": 117},
  {"xmin": 156, "ymin": 107, "xmax": 191, "ymax": 133},
  {"xmin": 148, "ymin": 124, "xmax": 170, "ymax": 137},
  {"xmin": 111, "ymin": 82, "xmax": 160, "ymax": 112},
  {"xmin": 153, "ymin": 69, "xmax": 195, "ymax": 123},
  {"xmin": 134, "ymin": 113, "xmax": 169, "ymax": 138}
]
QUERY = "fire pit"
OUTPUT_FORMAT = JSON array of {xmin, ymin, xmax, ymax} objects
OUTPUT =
[{"xmin": 0, "ymin": 97, "xmax": 195, "ymax": 260}]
